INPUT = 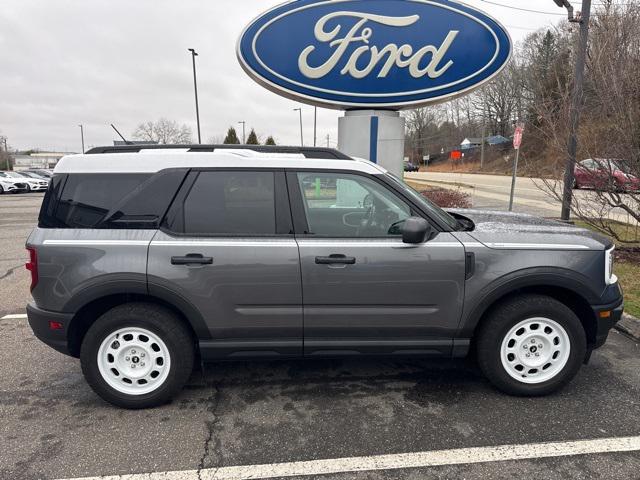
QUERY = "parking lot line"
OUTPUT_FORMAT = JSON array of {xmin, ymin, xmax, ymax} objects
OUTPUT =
[
  {"xmin": 57, "ymin": 435, "xmax": 640, "ymax": 480},
  {"xmin": 1, "ymin": 313, "xmax": 27, "ymax": 319}
]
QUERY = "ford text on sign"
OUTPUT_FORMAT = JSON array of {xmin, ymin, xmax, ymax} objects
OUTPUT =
[{"xmin": 237, "ymin": 0, "xmax": 512, "ymax": 110}]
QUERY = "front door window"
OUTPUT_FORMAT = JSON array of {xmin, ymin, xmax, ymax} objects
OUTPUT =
[{"xmin": 296, "ymin": 172, "xmax": 411, "ymax": 237}]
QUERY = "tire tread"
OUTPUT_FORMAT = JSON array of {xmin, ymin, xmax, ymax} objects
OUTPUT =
[
  {"xmin": 476, "ymin": 294, "xmax": 586, "ymax": 396},
  {"xmin": 80, "ymin": 302, "xmax": 194, "ymax": 409}
]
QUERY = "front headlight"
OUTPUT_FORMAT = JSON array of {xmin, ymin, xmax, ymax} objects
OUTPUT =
[{"xmin": 605, "ymin": 246, "xmax": 617, "ymax": 285}]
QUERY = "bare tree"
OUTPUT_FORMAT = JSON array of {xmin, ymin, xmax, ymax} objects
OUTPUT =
[
  {"xmin": 535, "ymin": 3, "xmax": 640, "ymax": 241},
  {"xmin": 132, "ymin": 118, "xmax": 193, "ymax": 144}
]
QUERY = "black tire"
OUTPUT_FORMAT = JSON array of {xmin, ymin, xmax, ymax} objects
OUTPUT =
[
  {"xmin": 0, "ymin": 184, "xmax": 3, "ymax": 194},
  {"xmin": 80, "ymin": 303, "xmax": 194, "ymax": 409},
  {"xmin": 476, "ymin": 294, "xmax": 586, "ymax": 396}
]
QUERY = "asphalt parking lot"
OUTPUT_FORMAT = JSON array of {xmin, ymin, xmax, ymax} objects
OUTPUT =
[{"xmin": 1, "ymin": 192, "xmax": 639, "ymax": 480}]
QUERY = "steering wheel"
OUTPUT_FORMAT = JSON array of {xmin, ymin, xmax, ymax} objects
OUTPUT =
[{"xmin": 357, "ymin": 194, "xmax": 376, "ymax": 236}]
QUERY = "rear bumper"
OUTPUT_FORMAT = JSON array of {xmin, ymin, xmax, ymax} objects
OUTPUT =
[{"xmin": 26, "ymin": 303, "xmax": 74, "ymax": 356}]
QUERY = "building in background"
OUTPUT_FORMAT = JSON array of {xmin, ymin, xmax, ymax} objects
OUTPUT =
[
  {"xmin": 460, "ymin": 138, "xmax": 482, "ymax": 150},
  {"xmin": 12, "ymin": 152, "xmax": 70, "ymax": 171}
]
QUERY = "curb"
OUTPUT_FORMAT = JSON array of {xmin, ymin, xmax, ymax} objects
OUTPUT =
[
  {"xmin": 405, "ymin": 177, "xmax": 477, "ymax": 190},
  {"xmin": 616, "ymin": 314, "xmax": 640, "ymax": 342}
]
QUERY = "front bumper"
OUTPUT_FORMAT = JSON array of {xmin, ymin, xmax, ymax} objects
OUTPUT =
[
  {"xmin": 30, "ymin": 185, "xmax": 49, "ymax": 191},
  {"xmin": 26, "ymin": 303, "xmax": 74, "ymax": 356},
  {"xmin": 2, "ymin": 185, "xmax": 28, "ymax": 193},
  {"xmin": 590, "ymin": 283, "xmax": 624, "ymax": 349}
]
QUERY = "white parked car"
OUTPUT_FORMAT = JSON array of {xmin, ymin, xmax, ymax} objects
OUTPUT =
[
  {"xmin": 0, "ymin": 171, "xmax": 49, "ymax": 192},
  {"xmin": 0, "ymin": 172, "xmax": 30, "ymax": 194}
]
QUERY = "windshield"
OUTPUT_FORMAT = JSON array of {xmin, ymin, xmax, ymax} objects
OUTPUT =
[{"xmin": 384, "ymin": 173, "xmax": 460, "ymax": 230}]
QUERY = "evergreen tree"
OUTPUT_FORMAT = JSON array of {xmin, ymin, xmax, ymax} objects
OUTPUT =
[
  {"xmin": 223, "ymin": 127, "xmax": 240, "ymax": 144},
  {"xmin": 246, "ymin": 129, "xmax": 260, "ymax": 145},
  {"xmin": 265, "ymin": 136, "xmax": 276, "ymax": 146}
]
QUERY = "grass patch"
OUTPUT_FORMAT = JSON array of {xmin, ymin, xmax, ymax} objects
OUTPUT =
[
  {"xmin": 573, "ymin": 220, "xmax": 640, "ymax": 246},
  {"xmin": 616, "ymin": 262, "xmax": 640, "ymax": 318}
]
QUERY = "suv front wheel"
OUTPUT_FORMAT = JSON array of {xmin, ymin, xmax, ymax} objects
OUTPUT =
[
  {"xmin": 477, "ymin": 294, "xmax": 587, "ymax": 396},
  {"xmin": 80, "ymin": 303, "xmax": 194, "ymax": 409}
]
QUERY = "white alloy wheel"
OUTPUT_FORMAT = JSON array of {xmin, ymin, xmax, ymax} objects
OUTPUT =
[
  {"xmin": 500, "ymin": 317, "xmax": 571, "ymax": 384},
  {"xmin": 97, "ymin": 327, "xmax": 171, "ymax": 395}
]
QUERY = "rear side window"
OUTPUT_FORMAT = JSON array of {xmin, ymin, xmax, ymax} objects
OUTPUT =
[
  {"xmin": 171, "ymin": 171, "xmax": 277, "ymax": 235},
  {"xmin": 38, "ymin": 170, "xmax": 187, "ymax": 229}
]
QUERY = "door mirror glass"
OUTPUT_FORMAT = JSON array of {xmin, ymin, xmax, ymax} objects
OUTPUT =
[{"xmin": 402, "ymin": 217, "xmax": 432, "ymax": 244}]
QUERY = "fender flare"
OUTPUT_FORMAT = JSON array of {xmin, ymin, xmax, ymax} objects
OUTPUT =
[
  {"xmin": 457, "ymin": 267, "xmax": 600, "ymax": 337},
  {"xmin": 63, "ymin": 275, "xmax": 211, "ymax": 341}
]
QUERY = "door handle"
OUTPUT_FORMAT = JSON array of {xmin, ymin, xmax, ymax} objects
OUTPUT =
[
  {"xmin": 315, "ymin": 254, "xmax": 356, "ymax": 265},
  {"xmin": 171, "ymin": 253, "xmax": 213, "ymax": 265}
]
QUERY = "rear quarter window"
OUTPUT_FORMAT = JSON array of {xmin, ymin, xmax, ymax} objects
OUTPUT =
[{"xmin": 38, "ymin": 170, "xmax": 187, "ymax": 229}]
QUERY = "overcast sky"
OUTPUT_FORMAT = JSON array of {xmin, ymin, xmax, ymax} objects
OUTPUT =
[{"xmin": 0, "ymin": 0, "xmax": 568, "ymax": 152}]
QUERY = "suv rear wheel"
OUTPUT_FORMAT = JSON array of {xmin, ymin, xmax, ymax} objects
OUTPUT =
[
  {"xmin": 80, "ymin": 303, "xmax": 194, "ymax": 409},
  {"xmin": 476, "ymin": 294, "xmax": 586, "ymax": 396}
]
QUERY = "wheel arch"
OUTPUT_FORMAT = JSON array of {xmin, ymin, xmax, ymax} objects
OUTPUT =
[
  {"xmin": 461, "ymin": 272, "xmax": 599, "ymax": 348},
  {"xmin": 65, "ymin": 288, "xmax": 210, "ymax": 358}
]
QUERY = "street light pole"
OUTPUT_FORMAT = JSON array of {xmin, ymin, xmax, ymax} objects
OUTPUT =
[
  {"xmin": 238, "ymin": 121, "xmax": 246, "ymax": 144},
  {"xmin": 188, "ymin": 48, "xmax": 202, "ymax": 144},
  {"xmin": 78, "ymin": 124, "xmax": 85, "ymax": 153},
  {"xmin": 555, "ymin": 0, "xmax": 592, "ymax": 221},
  {"xmin": 313, "ymin": 106, "xmax": 317, "ymax": 147},
  {"xmin": 2, "ymin": 137, "xmax": 9, "ymax": 170},
  {"xmin": 294, "ymin": 108, "xmax": 303, "ymax": 146}
]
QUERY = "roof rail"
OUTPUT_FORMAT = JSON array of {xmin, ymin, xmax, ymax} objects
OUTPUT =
[{"xmin": 84, "ymin": 144, "xmax": 353, "ymax": 160}]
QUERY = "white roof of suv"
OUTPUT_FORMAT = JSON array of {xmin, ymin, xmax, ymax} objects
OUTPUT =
[{"xmin": 54, "ymin": 149, "xmax": 387, "ymax": 175}]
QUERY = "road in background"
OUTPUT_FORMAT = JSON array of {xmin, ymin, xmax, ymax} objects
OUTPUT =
[
  {"xmin": 406, "ymin": 171, "xmax": 639, "ymax": 224},
  {"xmin": 0, "ymin": 193, "xmax": 40, "ymax": 317}
]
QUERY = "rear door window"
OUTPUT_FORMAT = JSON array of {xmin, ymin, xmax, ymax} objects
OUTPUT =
[{"xmin": 177, "ymin": 171, "xmax": 277, "ymax": 236}]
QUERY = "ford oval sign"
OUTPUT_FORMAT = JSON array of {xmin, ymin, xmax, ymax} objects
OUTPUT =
[{"xmin": 237, "ymin": 0, "xmax": 512, "ymax": 110}]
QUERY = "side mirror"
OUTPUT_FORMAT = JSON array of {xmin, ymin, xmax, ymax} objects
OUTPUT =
[{"xmin": 402, "ymin": 217, "xmax": 432, "ymax": 244}]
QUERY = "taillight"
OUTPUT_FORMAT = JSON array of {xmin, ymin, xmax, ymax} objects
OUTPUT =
[{"xmin": 25, "ymin": 247, "xmax": 38, "ymax": 292}]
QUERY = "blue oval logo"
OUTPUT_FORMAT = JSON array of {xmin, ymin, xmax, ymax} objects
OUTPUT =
[{"xmin": 237, "ymin": 0, "xmax": 512, "ymax": 109}]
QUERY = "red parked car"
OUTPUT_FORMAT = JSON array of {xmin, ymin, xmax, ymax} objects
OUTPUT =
[{"xmin": 573, "ymin": 158, "xmax": 640, "ymax": 192}]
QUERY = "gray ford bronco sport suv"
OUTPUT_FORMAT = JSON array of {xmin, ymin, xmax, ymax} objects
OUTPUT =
[{"xmin": 26, "ymin": 145, "xmax": 624, "ymax": 409}]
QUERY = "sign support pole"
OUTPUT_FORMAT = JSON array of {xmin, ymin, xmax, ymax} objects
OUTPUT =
[
  {"xmin": 338, "ymin": 110, "xmax": 405, "ymax": 178},
  {"xmin": 509, "ymin": 124, "xmax": 524, "ymax": 212},
  {"xmin": 508, "ymin": 147, "xmax": 520, "ymax": 212}
]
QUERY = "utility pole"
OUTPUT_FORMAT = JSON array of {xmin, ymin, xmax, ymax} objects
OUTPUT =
[
  {"xmin": 78, "ymin": 124, "xmax": 85, "ymax": 153},
  {"xmin": 293, "ymin": 108, "xmax": 303, "ymax": 146},
  {"xmin": 188, "ymin": 48, "xmax": 202, "ymax": 144},
  {"xmin": 313, "ymin": 107, "xmax": 317, "ymax": 147},
  {"xmin": 238, "ymin": 121, "xmax": 246, "ymax": 144},
  {"xmin": 480, "ymin": 107, "xmax": 486, "ymax": 169},
  {"xmin": 554, "ymin": 0, "xmax": 592, "ymax": 221}
]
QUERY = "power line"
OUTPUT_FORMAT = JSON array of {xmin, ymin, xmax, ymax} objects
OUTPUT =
[{"xmin": 478, "ymin": 0, "xmax": 566, "ymax": 15}]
